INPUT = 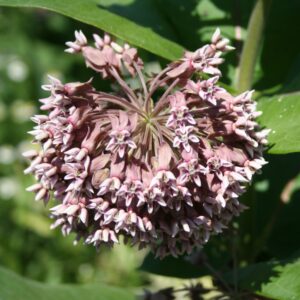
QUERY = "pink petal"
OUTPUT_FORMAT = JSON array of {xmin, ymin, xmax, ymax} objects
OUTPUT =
[
  {"xmin": 166, "ymin": 61, "xmax": 190, "ymax": 78},
  {"xmin": 158, "ymin": 143, "xmax": 172, "ymax": 170},
  {"xmin": 119, "ymin": 110, "xmax": 129, "ymax": 128},
  {"xmin": 90, "ymin": 154, "xmax": 111, "ymax": 172}
]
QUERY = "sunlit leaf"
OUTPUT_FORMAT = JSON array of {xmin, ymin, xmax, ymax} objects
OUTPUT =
[
  {"xmin": 225, "ymin": 258, "xmax": 300, "ymax": 300},
  {"xmin": 258, "ymin": 93, "xmax": 300, "ymax": 154}
]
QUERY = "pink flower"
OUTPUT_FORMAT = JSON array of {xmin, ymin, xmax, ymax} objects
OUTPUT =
[
  {"xmin": 166, "ymin": 91, "xmax": 196, "ymax": 128},
  {"xmin": 106, "ymin": 111, "xmax": 137, "ymax": 158},
  {"xmin": 24, "ymin": 29, "xmax": 268, "ymax": 258},
  {"xmin": 178, "ymin": 150, "xmax": 206, "ymax": 186},
  {"xmin": 173, "ymin": 125, "xmax": 199, "ymax": 152}
]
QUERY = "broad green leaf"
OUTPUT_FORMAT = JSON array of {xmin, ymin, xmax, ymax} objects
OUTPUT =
[
  {"xmin": 258, "ymin": 93, "xmax": 300, "ymax": 154},
  {"xmin": 0, "ymin": 266, "xmax": 135, "ymax": 300},
  {"xmin": 225, "ymin": 258, "xmax": 300, "ymax": 300},
  {"xmin": 0, "ymin": 0, "xmax": 184, "ymax": 61}
]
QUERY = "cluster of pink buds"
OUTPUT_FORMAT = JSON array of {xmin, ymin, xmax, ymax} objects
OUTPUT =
[{"xmin": 24, "ymin": 29, "xmax": 268, "ymax": 257}]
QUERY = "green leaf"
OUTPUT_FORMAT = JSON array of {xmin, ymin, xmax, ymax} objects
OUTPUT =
[
  {"xmin": 0, "ymin": 266, "xmax": 135, "ymax": 300},
  {"xmin": 225, "ymin": 258, "xmax": 300, "ymax": 300},
  {"xmin": 0, "ymin": 0, "xmax": 184, "ymax": 60},
  {"xmin": 258, "ymin": 93, "xmax": 300, "ymax": 154}
]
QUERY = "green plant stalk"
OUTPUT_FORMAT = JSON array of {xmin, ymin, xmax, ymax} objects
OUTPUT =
[{"xmin": 237, "ymin": 0, "xmax": 272, "ymax": 92}]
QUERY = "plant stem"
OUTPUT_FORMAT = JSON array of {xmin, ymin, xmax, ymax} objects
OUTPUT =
[{"xmin": 237, "ymin": 0, "xmax": 272, "ymax": 92}]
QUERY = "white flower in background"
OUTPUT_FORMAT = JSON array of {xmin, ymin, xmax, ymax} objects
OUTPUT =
[
  {"xmin": 0, "ymin": 145, "xmax": 16, "ymax": 164},
  {"xmin": 6, "ymin": 59, "xmax": 28, "ymax": 82},
  {"xmin": 11, "ymin": 100, "xmax": 36, "ymax": 122},
  {"xmin": 0, "ymin": 177, "xmax": 19, "ymax": 200}
]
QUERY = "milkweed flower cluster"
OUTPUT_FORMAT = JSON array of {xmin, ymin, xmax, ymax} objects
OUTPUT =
[{"xmin": 24, "ymin": 29, "xmax": 269, "ymax": 257}]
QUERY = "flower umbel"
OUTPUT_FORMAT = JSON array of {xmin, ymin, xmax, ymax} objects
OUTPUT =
[{"xmin": 24, "ymin": 29, "xmax": 268, "ymax": 257}]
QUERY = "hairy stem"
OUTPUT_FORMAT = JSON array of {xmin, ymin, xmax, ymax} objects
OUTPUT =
[{"xmin": 237, "ymin": 0, "xmax": 272, "ymax": 92}]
